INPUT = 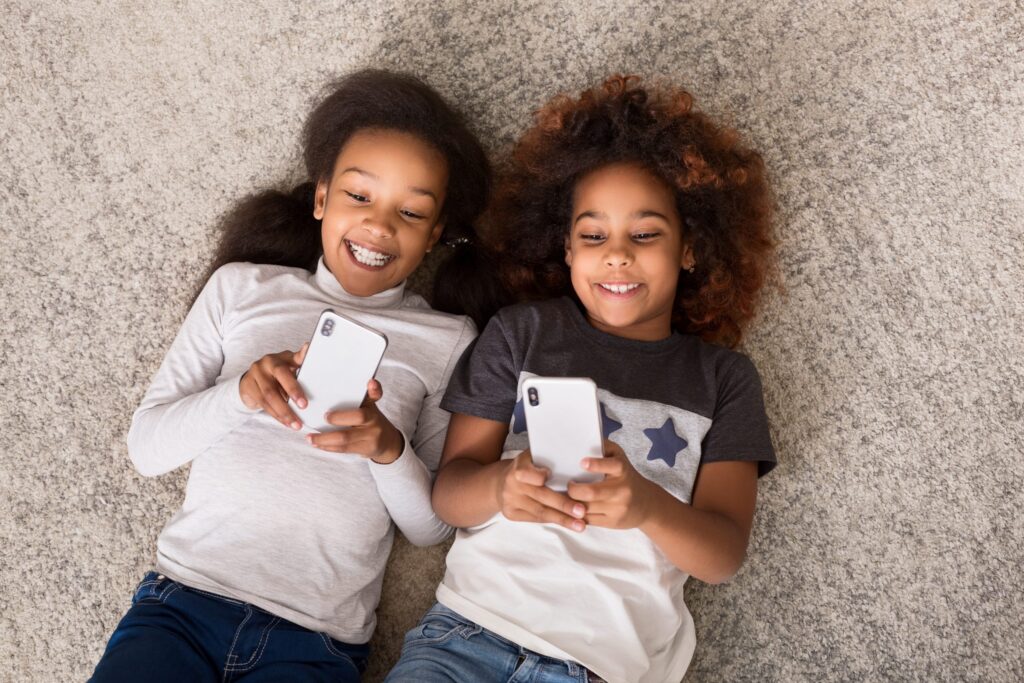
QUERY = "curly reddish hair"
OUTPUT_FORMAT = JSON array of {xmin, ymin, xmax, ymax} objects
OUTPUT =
[{"xmin": 491, "ymin": 75, "xmax": 775, "ymax": 348}]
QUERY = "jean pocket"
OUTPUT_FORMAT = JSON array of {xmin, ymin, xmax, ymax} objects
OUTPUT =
[
  {"xmin": 131, "ymin": 572, "xmax": 179, "ymax": 605},
  {"xmin": 404, "ymin": 606, "xmax": 476, "ymax": 647},
  {"xmin": 318, "ymin": 633, "xmax": 368, "ymax": 673}
]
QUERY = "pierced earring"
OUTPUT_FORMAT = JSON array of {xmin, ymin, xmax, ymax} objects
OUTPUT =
[{"xmin": 687, "ymin": 264, "xmax": 695, "ymax": 273}]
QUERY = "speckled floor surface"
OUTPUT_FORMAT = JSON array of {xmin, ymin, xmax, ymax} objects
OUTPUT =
[{"xmin": 2, "ymin": 1, "xmax": 1021, "ymax": 681}]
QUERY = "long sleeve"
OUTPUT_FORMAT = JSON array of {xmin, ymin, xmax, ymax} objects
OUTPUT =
[
  {"xmin": 130, "ymin": 260, "xmax": 485, "ymax": 644},
  {"xmin": 127, "ymin": 266, "xmax": 258, "ymax": 477},
  {"xmin": 368, "ymin": 316, "xmax": 477, "ymax": 546}
]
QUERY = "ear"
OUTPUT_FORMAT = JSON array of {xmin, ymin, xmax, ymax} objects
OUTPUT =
[
  {"xmin": 680, "ymin": 243, "xmax": 695, "ymax": 271},
  {"xmin": 426, "ymin": 220, "xmax": 446, "ymax": 253},
  {"xmin": 313, "ymin": 179, "xmax": 328, "ymax": 220},
  {"xmin": 564, "ymin": 236, "xmax": 574, "ymax": 267}
]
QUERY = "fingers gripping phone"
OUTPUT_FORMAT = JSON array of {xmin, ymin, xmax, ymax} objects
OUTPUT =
[
  {"xmin": 291, "ymin": 310, "xmax": 388, "ymax": 433},
  {"xmin": 522, "ymin": 377, "xmax": 605, "ymax": 491}
]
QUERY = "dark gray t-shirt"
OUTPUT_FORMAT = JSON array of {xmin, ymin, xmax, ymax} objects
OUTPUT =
[
  {"xmin": 436, "ymin": 297, "xmax": 776, "ymax": 681},
  {"xmin": 442, "ymin": 297, "xmax": 775, "ymax": 501}
]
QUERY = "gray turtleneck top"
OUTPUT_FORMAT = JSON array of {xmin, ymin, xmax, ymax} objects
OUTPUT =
[{"xmin": 127, "ymin": 259, "xmax": 475, "ymax": 643}]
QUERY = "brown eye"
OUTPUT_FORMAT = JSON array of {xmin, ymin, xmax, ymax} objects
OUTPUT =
[{"xmin": 344, "ymin": 191, "xmax": 369, "ymax": 203}]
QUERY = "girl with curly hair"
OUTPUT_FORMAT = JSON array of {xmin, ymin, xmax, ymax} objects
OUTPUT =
[{"xmin": 386, "ymin": 75, "xmax": 778, "ymax": 683}]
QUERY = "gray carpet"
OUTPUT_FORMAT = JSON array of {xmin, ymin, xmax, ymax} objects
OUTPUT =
[{"xmin": 2, "ymin": 1, "xmax": 1022, "ymax": 681}]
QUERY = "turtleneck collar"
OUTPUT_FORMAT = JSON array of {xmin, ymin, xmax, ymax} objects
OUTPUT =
[{"xmin": 312, "ymin": 257, "xmax": 407, "ymax": 309}]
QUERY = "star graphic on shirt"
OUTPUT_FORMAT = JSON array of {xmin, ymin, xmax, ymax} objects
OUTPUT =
[
  {"xmin": 599, "ymin": 402, "xmax": 623, "ymax": 440},
  {"xmin": 643, "ymin": 418, "xmax": 688, "ymax": 468},
  {"xmin": 511, "ymin": 397, "xmax": 527, "ymax": 434}
]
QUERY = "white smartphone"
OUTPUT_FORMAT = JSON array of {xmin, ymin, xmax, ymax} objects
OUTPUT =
[
  {"xmin": 522, "ymin": 377, "xmax": 605, "ymax": 490},
  {"xmin": 291, "ymin": 309, "xmax": 388, "ymax": 433}
]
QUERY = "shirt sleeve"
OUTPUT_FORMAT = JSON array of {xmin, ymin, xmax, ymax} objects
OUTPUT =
[
  {"xmin": 700, "ymin": 353, "xmax": 777, "ymax": 476},
  {"xmin": 440, "ymin": 311, "xmax": 520, "ymax": 423},
  {"xmin": 126, "ymin": 265, "xmax": 259, "ymax": 477},
  {"xmin": 369, "ymin": 315, "xmax": 478, "ymax": 546}
]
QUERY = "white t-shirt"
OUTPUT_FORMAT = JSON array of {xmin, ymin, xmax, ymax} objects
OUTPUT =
[{"xmin": 437, "ymin": 299, "xmax": 776, "ymax": 683}]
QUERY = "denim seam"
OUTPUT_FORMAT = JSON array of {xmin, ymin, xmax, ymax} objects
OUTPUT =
[
  {"xmin": 185, "ymin": 585, "xmax": 245, "ymax": 606},
  {"xmin": 407, "ymin": 622, "xmax": 479, "ymax": 649},
  {"xmin": 508, "ymin": 654, "xmax": 536, "ymax": 683},
  {"xmin": 478, "ymin": 623, "xmax": 520, "ymax": 649},
  {"xmin": 222, "ymin": 605, "xmax": 253, "ymax": 683},
  {"xmin": 158, "ymin": 582, "xmax": 180, "ymax": 602},
  {"xmin": 134, "ymin": 580, "xmax": 160, "ymax": 599},
  {"xmin": 319, "ymin": 632, "xmax": 351, "ymax": 659},
  {"xmin": 226, "ymin": 616, "xmax": 281, "ymax": 672},
  {"xmin": 566, "ymin": 660, "xmax": 590, "ymax": 681},
  {"xmin": 458, "ymin": 624, "xmax": 484, "ymax": 640},
  {"xmin": 423, "ymin": 608, "xmax": 457, "ymax": 620},
  {"xmin": 134, "ymin": 579, "xmax": 175, "ymax": 604}
]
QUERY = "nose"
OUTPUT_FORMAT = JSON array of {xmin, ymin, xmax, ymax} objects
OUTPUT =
[
  {"xmin": 363, "ymin": 210, "xmax": 396, "ymax": 239},
  {"xmin": 603, "ymin": 240, "xmax": 633, "ymax": 268}
]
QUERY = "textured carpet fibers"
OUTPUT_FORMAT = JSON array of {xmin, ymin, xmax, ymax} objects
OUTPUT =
[{"xmin": 1, "ymin": 1, "xmax": 1022, "ymax": 681}]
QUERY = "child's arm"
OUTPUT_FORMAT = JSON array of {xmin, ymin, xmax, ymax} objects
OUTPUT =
[
  {"xmin": 309, "ymin": 317, "xmax": 477, "ymax": 547},
  {"xmin": 432, "ymin": 413, "xmax": 587, "ymax": 531},
  {"xmin": 309, "ymin": 378, "xmax": 447, "ymax": 546},
  {"xmin": 569, "ymin": 442, "xmax": 758, "ymax": 584},
  {"xmin": 128, "ymin": 266, "xmax": 261, "ymax": 477}
]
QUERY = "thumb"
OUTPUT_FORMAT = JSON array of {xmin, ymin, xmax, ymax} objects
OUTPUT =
[
  {"xmin": 515, "ymin": 450, "xmax": 549, "ymax": 481},
  {"xmin": 602, "ymin": 439, "xmax": 625, "ymax": 458},
  {"xmin": 362, "ymin": 378, "xmax": 383, "ymax": 406},
  {"xmin": 293, "ymin": 342, "xmax": 310, "ymax": 366}
]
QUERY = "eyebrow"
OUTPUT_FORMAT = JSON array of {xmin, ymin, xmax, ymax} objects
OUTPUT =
[
  {"xmin": 573, "ymin": 209, "xmax": 671, "ymax": 224},
  {"xmin": 339, "ymin": 167, "xmax": 438, "ymax": 201}
]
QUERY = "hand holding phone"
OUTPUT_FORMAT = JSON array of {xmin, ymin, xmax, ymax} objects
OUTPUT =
[
  {"xmin": 291, "ymin": 310, "xmax": 388, "ymax": 433},
  {"xmin": 305, "ymin": 377, "xmax": 405, "ymax": 464},
  {"xmin": 496, "ymin": 449, "xmax": 588, "ymax": 532},
  {"xmin": 522, "ymin": 377, "xmax": 605, "ymax": 491},
  {"xmin": 567, "ymin": 440, "xmax": 658, "ymax": 531},
  {"xmin": 239, "ymin": 345, "xmax": 311, "ymax": 430}
]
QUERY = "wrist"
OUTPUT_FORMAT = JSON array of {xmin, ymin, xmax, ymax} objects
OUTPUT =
[
  {"xmin": 492, "ymin": 458, "xmax": 514, "ymax": 512},
  {"xmin": 237, "ymin": 372, "xmax": 258, "ymax": 410},
  {"xmin": 637, "ymin": 479, "xmax": 668, "ymax": 532},
  {"xmin": 371, "ymin": 430, "xmax": 405, "ymax": 465}
]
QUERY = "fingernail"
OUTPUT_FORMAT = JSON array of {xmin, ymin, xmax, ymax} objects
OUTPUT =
[
  {"xmin": 572, "ymin": 504, "xmax": 585, "ymax": 518},
  {"xmin": 297, "ymin": 398, "xmax": 307, "ymax": 408},
  {"xmin": 580, "ymin": 459, "xmax": 590, "ymax": 470},
  {"xmin": 291, "ymin": 421, "xmax": 301, "ymax": 430},
  {"xmin": 572, "ymin": 520, "xmax": 585, "ymax": 532},
  {"xmin": 306, "ymin": 435, "xmax": 314, "ymax": 444}
]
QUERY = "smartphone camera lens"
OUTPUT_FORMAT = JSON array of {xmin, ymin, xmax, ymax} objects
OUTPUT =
[
  {"xmin": 527, "ymin": 387, "xmax": 539, "ymax": 406},
  {"xmin": 321, "ymin": 319, "xmax": 334, "ymax": 337}
]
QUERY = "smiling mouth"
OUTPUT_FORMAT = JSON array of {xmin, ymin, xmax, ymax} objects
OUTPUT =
[
  {"xmin": 597, "ymin": 283, "xmax": 641, "ymax": 295},
  {"xmin": 345, "ymin": 240, "xmax": 396, "ymax": 269}
]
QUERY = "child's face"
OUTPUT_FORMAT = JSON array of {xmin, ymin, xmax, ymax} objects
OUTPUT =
[
  {"xmin": 315, "ymin": 129, "xmax": 449, "ymax": 296},
  {"xmin": 565, "ymin": 162, "xmax": 693, "ymax": 341}
]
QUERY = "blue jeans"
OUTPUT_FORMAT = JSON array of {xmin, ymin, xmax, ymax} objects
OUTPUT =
[
  {"xmin": 385, "ymin": 603, "xmax": 605, "ymax": 683},
  {"xmin": 90, "ymin": 572, "xmax": 368, "ymax": 682}
]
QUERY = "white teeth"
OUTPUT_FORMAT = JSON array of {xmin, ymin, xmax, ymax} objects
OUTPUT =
[
  {"xmin": 599, "ymin": 283, "xmax": 639, "ymax": 294},
  {"xmin": 348, "ymin": 241, "xmax": 394, "ymax": 267}
]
